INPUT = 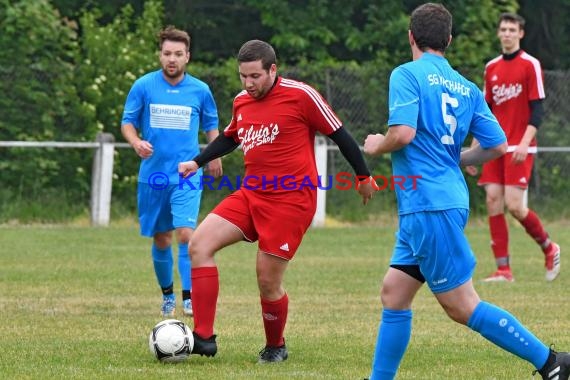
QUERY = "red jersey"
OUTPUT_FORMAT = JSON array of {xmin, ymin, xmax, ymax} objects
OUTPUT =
[
  {"xmin": 224, "ymin": 76, "xmax": 341, "ymax": 195},
  {"xmin": 483, "ymin": 50, "xmax": 545, "ymax": 150}
]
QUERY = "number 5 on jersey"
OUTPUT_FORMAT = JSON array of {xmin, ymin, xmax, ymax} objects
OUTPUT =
[{"xmin": 441, "ymin": 93, "xmax": 458, "ymax": 145}]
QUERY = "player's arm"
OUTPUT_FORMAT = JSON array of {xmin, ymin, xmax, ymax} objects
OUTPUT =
[
  {"xmin": 327, "ymin": 128, "xmax": 371, "ymax": 178},
  {"xmin": 327, "ymin": 127, "xmax": 376, "ymax": 205},
  {"xmin": 462, "ymin": 107, "xmax": 507, "ymax": 166},
  {"xmin": 463, "ymin": 89, "xmax": 508, "ymax": 167},
  {"xmin": 121, "ymin": 123, "xmax": 153, "ymax": 159},
  {"xmin": 464, "ymin": 136, "xmax": 480, "ymax": 176},
  {"xmin": 513, "ymin": 100, "xmax": 543, "ymax": 163},
  {"xmin": 464, "ymin": 97, "xmax": 497, "ymax": 173},
  {"xmin": 179, "ymin": 134, "xmax": 239, "ymax": 178},
  {"xmin": 365, "ymin": 67, "xmax": 417, "ymax": 156},
  {"xmin": 461, "ymin": 142, "xmax": 507, "ymax": 166},
  {"xmin": 203, "ymin": 129, "xmax": 223, "ymax": 178},
  {"xmin": 521, "ymin": 99, "xmax": 544, "ymax": 144},
  {"xmin": 121, "ymin": 80, "xmax": 152, "ymax": 159},
  {"xmin": 363, "ymin": 125, "xmax": 416, "ymax": 156}
]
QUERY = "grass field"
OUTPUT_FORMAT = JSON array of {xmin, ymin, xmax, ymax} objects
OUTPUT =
[{"xmin": 1, "ymin": 221, "xmax": 569, "ymax": 379}]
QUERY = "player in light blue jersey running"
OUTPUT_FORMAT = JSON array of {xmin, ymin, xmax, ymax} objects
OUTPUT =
[
  {"xmin": 363, "ymin": 3, "xmax": 570, "ymax": 380},
  {"xmin": 121, "ymin": 26, "xmax": 222, "ymax": 318}
]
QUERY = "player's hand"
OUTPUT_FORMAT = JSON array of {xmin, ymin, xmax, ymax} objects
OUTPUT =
[
  {"xmin": 465, "ymin": 165, "xmax": 478, "ymax": 176},
  {"xmin": 363, "ymin": 134, "xmax": 385, "ymax": 156},
  {"xmin": 133, "ymin": 140, "xmax": 153, "ymax": 159},
  {"xmin": 356, "ymin": 176, "xmax": 379, "ymax": 205},
  {"xmin": 206, "ymin": 158, "xmax": 223, "ymax": 178},
  {"xmin": 178, "ymin": 160, "xmax": 199, "ymax": 178},
  {"xmin": 511, "ymin": 144, "xmax": 528, "ymax": 164}
]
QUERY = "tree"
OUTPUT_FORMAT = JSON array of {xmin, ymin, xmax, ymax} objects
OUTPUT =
[
  {"xmin": 446, "ymin": 0, "xmax": 518, "ymax": 84},
  {"xmin": 519, "ymin": 0, "xmax": 570, "ymax": 69},
  {"xmin": 0, "ymin": 0, "xmax": 94, "ymax": 217},
  {"xmin": 76, "ymin": 0, "xmax": 163, "ymax": 134},
  {"xmin": 75, "ymin": 0, "xmax": 165, "ymax": 206},
  {"xmin": 164, "ymin": 0, "xmax": 272, "ymax": 64}
]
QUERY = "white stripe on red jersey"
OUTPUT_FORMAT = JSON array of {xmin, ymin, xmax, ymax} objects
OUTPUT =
[
  {"xmin": 280, "ymin": 78, "xmax": 342, "ymax": 131},
  {"xmin": 520, "ymin": 52, "xmax": 545, "ymax": 99}
]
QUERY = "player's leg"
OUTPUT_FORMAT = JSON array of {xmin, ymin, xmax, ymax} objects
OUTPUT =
[
  {"xmin": 256, "ymin": 251, "xmax": 290, "ymax": 363},
  {"xmin": 171, "ymin": 182, "xmax": 202, "ymax": 316},
  {"xmin": 174, "ymin": 227, "xmax": 193, "ymax": 315},
  {"xmin": 367, "ymin": 212, "xmax": 426, "ymax": 380},
  {"xmin": 479, "ymin": 157, "xmax": 513, "ymax": 282},
  {"xmin": 484, "ymin": 183, "xmax": 513, "ymax": 281},
  {"xmin": 369, "ymin": 266, "xmax": 423, "ymax": 380},
  {"xmin": 253, "ymin": 191, "xmax": 314, "ymax": 363},
  {"xmin": 138, "ymin": 183, "xmax": 177, "ymax": 316},
  {"xmin": 504, "ymin": 153, "xmax": 560, "ymax": 281},
  {"xmin": 190, "ymin": 191, "xmax": 256, "ymax": 357},
  {"xmin": 152, "ymin": 231, "xmax": 176, "ymax": 316},
  {"xmin": 505, "ymin": 182, "xmax": 560, "ymax": 281},
  {"xmin": 435, "ymin": 280, "xmax": 553, "ymax": 373},
  {"xmin": 428, "ymin": 209, "xmax": 554, "ymax": 376}
]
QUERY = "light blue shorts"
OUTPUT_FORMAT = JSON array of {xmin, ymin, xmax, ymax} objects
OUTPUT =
[
  {"xmin": 137, "ymin": 178, "xmax": 202, "ymax": 237},
  {"xmin": 391, "ymin": 209, "xmax": 476, "ymax": 294}
]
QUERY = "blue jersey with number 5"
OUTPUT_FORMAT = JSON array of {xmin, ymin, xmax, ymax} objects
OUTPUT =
[{"xmin": 387, "ymin": 52, "xmax": 506, "ymax": 215}]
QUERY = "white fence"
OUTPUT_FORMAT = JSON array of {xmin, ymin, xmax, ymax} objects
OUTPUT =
[
  {"xmin": 0, "ymin": 134, "xmax": 329, "ymax": 227},
  {"xmin": 5, "ymin": 135, "xmax": 567, "ymax": 227},
  {"xmin": 0, "ymin": 133, "xmax": 124, "ymax": 226}
]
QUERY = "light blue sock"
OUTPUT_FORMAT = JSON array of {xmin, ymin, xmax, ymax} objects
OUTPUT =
[
  {"xmin": 467, "ymin": 301, "xmax": 549, "ymax": 369},
  {"xmin": 370, "ymin": 309, "xmax": 412, "ymax": 380},
  {"xmin": 151, "ymin": 244, "xmax": 173, "ymax": 289},
  {"xmin": 178, "ymin": 243, "xmax": 191, "ymax": 292}
]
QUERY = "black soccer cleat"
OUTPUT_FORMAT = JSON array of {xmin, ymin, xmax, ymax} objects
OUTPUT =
[
  {"xmin": 191, "ymin": 332, "xmax": 217, "ymax": 357},
  {"xmin": 536, "ymin": 349, "xmax": 570, "ymax": 380},
  {"xmin": 258, "ymin": 344, "xmax": 288, "ymax": 363}
]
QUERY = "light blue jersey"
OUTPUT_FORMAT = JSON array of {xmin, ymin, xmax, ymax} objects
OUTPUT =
[
  {"xmin": 388, "ymin": 53, "xmax": 506, "ymax": 215},
  {"xmin": 122, "ymin": 69, "xmax": 218, "ymax": 185},
  {"xmin": 371, "ymin": 53, "xmax": 552, "ymax": 380}
]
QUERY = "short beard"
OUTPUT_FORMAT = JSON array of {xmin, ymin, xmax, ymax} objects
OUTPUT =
[{"xmin": 163, "ymin": 67, "xmax": 184, "ymax": 80}]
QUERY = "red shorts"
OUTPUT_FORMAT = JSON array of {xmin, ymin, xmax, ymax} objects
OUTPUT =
[
  {"xmin": 478, "ymin": 152, "xmax": 534, "ymax": 188},
  {"xmin": 211, "ymin": 189, "xmax": 316, "ymax": 260}
]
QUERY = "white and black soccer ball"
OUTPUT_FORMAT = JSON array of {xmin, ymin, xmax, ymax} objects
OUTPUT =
[{"xmin": 148, "ymin": 319, "xmax": 194, "ymax": 363}]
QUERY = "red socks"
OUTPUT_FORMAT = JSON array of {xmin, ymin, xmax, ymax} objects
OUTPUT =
[
  {"xmin": 192, "ymin": 267, "xmax": 290, "ymax": 347},
  {"xmin": 191, "ymin": 266, "xmax": 219, "ymax": 338},
  {"xmin": 520, "ymin": 209, "xmax": 552, "ymax": 253},
  {"xmin": 261, "ymin": 294, "xmax": 288, "ymax": 347},
  {"xmin": 489, "ymin": 214, "xmax": 509, "ymax": 269}
]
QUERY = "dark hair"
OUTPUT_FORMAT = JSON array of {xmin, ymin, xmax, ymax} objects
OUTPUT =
[
  {"xmin": 410, "ymin": 3, "xmax": 452, "ymax": 53},
  {"xmin": 498, "ymin": 12, "xmax": 525, "ymax": 30},
  {"xmin": 158, "ymin": 26, "xmax": 191, "ymax": 51},
  {"xmin": 237, "ymin": 40, "xmax": 277, "ymax": 71}
]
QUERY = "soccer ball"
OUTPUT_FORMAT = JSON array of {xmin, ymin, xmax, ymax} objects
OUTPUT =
[{"xmin": 148, "ymin": 319, "xmax": 194, "ymax": 363}]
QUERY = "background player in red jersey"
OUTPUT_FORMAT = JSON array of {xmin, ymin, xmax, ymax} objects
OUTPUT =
[
  {"xmin": 178, "ymin": 39, "xmax": 377, "ymax": 363},
  {"xmin": 467, "ymin": 13, "xmax": 560, "ymax": 282}
]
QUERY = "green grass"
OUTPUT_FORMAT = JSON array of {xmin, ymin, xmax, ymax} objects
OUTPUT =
[{"xmin": 1, "ymin": 222, "xmax": 569, "ymax": 379}]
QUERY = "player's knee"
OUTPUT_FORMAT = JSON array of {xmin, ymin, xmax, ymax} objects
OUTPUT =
[
  {"xmin": 485, "ymin": 194, "xmax": 502, "ymax": 211},
  {"xmin": 188, "ymin": 236, "xmax": 206, "ymax": 259},
  {"xmin": 257, "ymin": 275, "xmax": 281, "ymax": 298},
  {"xmin": 441, "ymin": 303, "xmax": 471, "ymax": 325},
  {"xmin": 505, "ymin": 202, "xmax": 526, "ymax": 220},
  {"xmin": 256, "ymin": 274, "xmax": 271, "ymax": 292},
  {"xmin": 380, "ymin": 283, "xmax": 410, "ymax": 309},
  {"xmin": 175, "ymin": 229, "xmax": 192, "ymax": 245},
  {"xmin": 153, "ymin": 233, "xmax": 172, "ymax": 249},
  {"xmin": 380, "ymin": 289, "xmax": 393, "ymax": 308}
]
